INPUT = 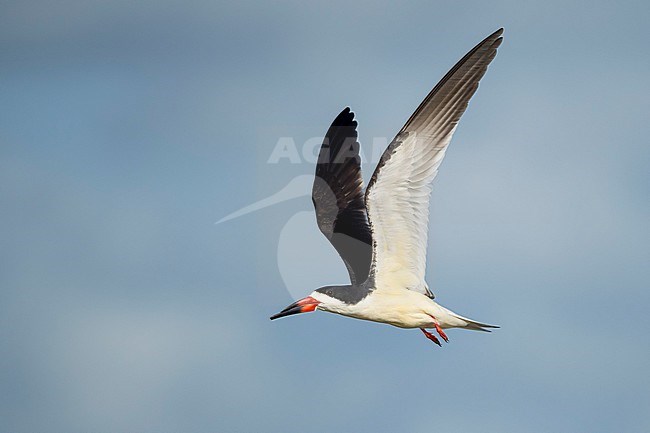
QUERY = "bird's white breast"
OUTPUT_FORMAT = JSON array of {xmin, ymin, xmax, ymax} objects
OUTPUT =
[{"xmin": 314, "ymin": 289, "xmax": 441, "ymax": 329}]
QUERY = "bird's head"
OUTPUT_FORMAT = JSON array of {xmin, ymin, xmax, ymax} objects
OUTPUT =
[
  {"xmin": 269, "ymin": 287, "xmax": 350, "ymax": 320},
  {"xmin": 269, "ymin": 295, "xmax": 322, "ymax": 320}
]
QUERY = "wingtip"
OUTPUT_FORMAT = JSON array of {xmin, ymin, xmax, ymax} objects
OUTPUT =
[
  {"xmin": 486, "ymin": 28, "xmax": 504, "ymax": 47},
  {"xmin": 340, "ymin": 106, "xmax": 353, "ymax": 117},
  {"xmin": 335, "ymin": 106, "xmax": 356, "ymax": 124}
]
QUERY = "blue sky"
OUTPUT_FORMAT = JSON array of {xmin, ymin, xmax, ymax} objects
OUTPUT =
[{"xmin": 1, "ymin": 1, "xmax": 649, "ymax": 432}]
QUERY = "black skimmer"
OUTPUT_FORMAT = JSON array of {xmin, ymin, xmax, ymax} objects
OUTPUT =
[{"xmin": 271, "ymin": 29, "xmax": 503, "ymax": 346}]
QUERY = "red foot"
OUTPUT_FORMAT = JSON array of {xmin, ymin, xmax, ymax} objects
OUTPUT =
[
  {"xmin": 420, "ymin": 328, "xmax": 441, "ymax": 346},
  {"xmin": 428, "ymin": 315, "xmax": 449, "ymax": 343},
  {"xmin": 434, "ymin": 323, "xmax": 449, "ymax": 343}
]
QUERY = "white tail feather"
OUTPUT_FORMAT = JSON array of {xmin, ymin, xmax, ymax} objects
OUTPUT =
[{"xmin": 450, "ymin": 312, "xmax": 499, "ymax": 332}]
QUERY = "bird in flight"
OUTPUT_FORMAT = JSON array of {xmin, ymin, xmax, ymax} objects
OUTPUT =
[{"xmin": 270, "ymin": 29, "xmax": 504, "ymax": 346}]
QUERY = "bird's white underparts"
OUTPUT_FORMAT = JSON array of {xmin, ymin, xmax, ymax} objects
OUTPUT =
[{"xmin": 270, "ymin": 29, "xmax": 504, "ymax": 347}]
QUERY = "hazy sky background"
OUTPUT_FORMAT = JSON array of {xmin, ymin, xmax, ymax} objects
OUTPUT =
[{"xmin": 1, "ymin": 1, "xmax": 649, "ymax": 432}]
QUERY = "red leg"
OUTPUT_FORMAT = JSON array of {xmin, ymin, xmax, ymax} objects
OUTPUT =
[
  {"xmin": 428, "ymin": 315, "xmax": 449, "ymax": 343},
  {"xmin": 420, "ymin": 328, "xmax": 441, "ymax": 346}
]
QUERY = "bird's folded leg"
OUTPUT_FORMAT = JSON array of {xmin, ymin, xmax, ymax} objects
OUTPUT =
[
  {"xmin": 428, "ymin": 315, "xmax": 449, "ymax": 343},
  {"xmin": 420, "ymin": 328, "xmax": 441, "ymax": 346}
]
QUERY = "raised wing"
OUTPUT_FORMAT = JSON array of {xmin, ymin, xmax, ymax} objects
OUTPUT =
[
  {"xmin": 365, "ymin": 29, "xmax": 504, "ymax": 297},
  {"xmin": 312, "ymin": 107, "xmax": 373, "ymax": 285}
]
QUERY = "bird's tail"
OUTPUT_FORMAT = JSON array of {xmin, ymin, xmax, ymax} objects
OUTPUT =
[{"xmin": 450, "ymin": 312, "xmax": 499, "ymax": 332}]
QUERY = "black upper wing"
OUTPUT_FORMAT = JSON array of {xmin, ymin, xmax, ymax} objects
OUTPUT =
[{"xmin": 312, "ymin": 107, "xmax": 373, "ymax": 285}]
